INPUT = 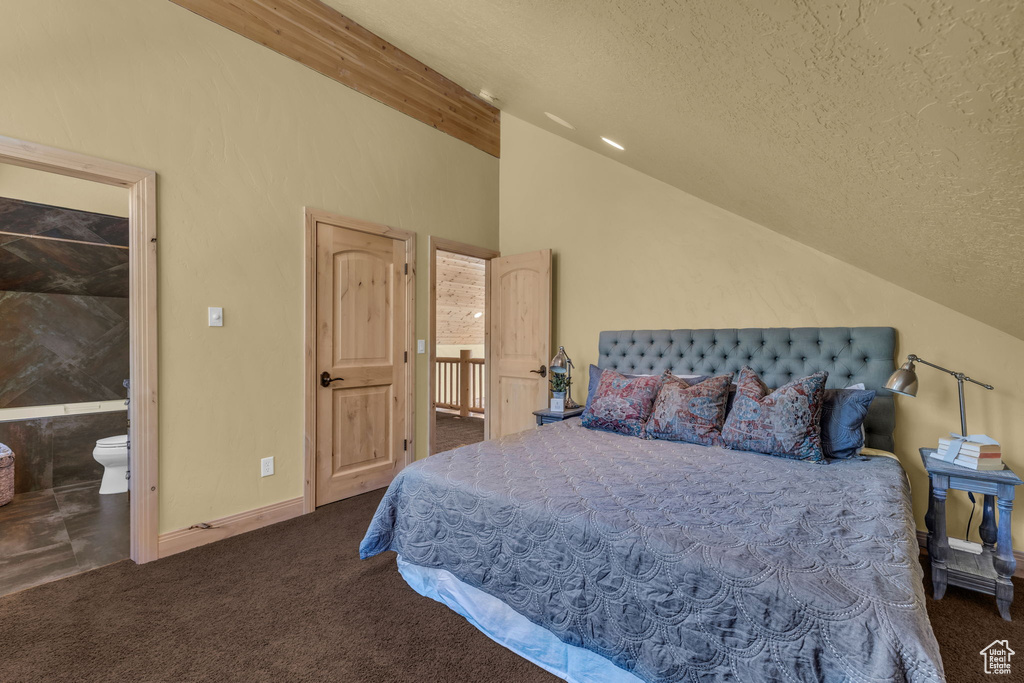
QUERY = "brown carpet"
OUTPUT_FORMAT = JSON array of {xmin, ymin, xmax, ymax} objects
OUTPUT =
[
  {"xmin": 0, "ymin": 488, "xmax": 1019, "ymax": 683},
  {"xmin": 435, "ymin": 411, "xmax": 485, "ymax": 453}
]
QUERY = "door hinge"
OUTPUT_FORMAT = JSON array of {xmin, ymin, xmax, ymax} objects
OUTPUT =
[
  {"xmin": 403, "ymin": 439, "xmax": 408, "ymax": 451},
  {"xmin": 404, "ymin": 263, "xmax": 409, "ymax": 275},
  {"xmin": 404, "ymin": 351, "xmax": 408, "ymax": 363}
]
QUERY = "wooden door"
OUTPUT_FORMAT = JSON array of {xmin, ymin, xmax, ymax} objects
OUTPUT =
[
  {"xmin": 315, "ymin": 220, "xmax": 408, "ymax": 506},
  {"xmin": 489, "ymin": 249, "xmax": 552, "ymax": 438}
]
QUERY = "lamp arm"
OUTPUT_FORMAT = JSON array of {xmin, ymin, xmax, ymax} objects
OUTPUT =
[
  {"xmin": 906, "ymin": 355, "xmax": 994, "ymax": 390},
  {"xmin": 562, "ymin": 350, "xmax": 580, "ymax": 409}
]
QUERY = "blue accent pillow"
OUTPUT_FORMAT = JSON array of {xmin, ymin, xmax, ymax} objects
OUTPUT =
[
  {"xmin": 821, "ymin": 387, "xmax": 876, "ymax": 458},
  {"xmin": 585, "ymin": 364, "xmax": 709, "ymax": 408}
]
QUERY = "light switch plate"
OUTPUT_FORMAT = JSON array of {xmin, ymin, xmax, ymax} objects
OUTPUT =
[
  {"xmin": 417, "ymin": 339, "xmax": 426, "ymax": 354},
  {"xmin": 208, "ymin": 307, "xmax": 224, "ymax": 327},
  {"xmin": 260, "ymin": 456, "xmax": 274, "ymax": 477}
]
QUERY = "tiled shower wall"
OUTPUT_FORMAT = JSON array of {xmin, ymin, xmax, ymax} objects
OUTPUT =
[
  {"xmin": 0, "ymin": 292, "xmax": 129, "ymax": 409},
  {"xmin": 0, "ymin": 197, "xmax": 129, "ymax": 493},
  {"xmin": 0, "ymin": 292, "xmax": 130, "ymax": 494}
]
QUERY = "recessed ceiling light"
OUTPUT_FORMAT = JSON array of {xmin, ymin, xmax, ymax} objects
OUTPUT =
[
  {"xmin": 601, "ymin": 137, "xmax": 625, "ymax": 151},
  {"xmin": 474, "ymin": 312, "xmax": 483, "ymax": 318},
  {"xmin": 544, "ymin": 112, "xmax": 576, "ymax": 130}
]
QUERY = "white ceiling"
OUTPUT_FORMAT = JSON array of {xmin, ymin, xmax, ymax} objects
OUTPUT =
[{"xmin": 324, "ymin": 0, "xmax": 1024, "ymax": 339}]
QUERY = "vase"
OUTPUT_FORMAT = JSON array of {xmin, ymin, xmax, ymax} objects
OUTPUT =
[{"xmin": 550, "ymin": 391, "xmax": 566, "ymax": 412}]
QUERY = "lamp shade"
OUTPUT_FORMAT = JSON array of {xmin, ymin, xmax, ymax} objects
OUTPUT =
[
  {"xmin": 885, "ymin": 360, "xmax": 919, "ymax": 397},
  {"xmin": 550, "ymin": 346, "xmax": 569, "ymax": 374}
]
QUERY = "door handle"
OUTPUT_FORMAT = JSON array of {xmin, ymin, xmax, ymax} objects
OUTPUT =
[
  {"xmin": 320, "ymin": 371, "xmax": 344, "ymax": 388},
  {"xmin": 530, "ymin": 365, "xmax": 547, "ymax": 378}
]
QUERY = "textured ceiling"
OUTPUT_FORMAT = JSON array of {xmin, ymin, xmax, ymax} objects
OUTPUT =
[{"xmin": 323, "ymin": 0, "xmax": 1024, "ymax": 338}]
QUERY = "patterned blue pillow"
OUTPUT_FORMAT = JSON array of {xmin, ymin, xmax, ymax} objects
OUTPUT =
[
  {"xmin": 585, "ymin": 364, "xmax": 708, "ymax": 408},
  {"xmin": 821, "ymin": 388, "xmax": 876, "ymax": 458},
  {"xmin": 581, "ymin": 369, "xmax": 664, "ymax": 437},
  {"xmin": 645, "ymin": 373, "xmax": 734, "ymax": 446},
  {"xmin": 721, "ymin": 366, "xmax": 829, "ymax": 462}
]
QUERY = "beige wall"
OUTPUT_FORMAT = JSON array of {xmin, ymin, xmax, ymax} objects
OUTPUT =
[
  {"xmin": 0, "ymin": 0, "xmax": 498, "ymax": 533},
  {"xmin": 0, "ymin": 164, "xmax": 128, "ymax": 218},
  {"xmin": 500, "ymin": 114, "xmax": 1024, "ymax": 547}
]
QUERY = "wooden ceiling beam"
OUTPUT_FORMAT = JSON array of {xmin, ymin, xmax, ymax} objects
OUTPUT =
[{"xmin": 169, "ymin": 0, "xmax": 500, "ymax": 157}]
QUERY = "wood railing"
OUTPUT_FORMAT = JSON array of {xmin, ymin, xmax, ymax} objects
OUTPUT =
[{"xmin": 436, "ymin": 350, "xmax": 485, "ymax": 416}]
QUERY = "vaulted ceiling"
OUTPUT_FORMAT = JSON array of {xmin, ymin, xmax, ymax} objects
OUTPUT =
[{"xmin": 325, "ymin": 0, "xmax": 1023, "ymax": 339}]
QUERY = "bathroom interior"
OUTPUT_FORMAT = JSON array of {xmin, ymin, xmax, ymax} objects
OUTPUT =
[{"xmin": 0, "ymin": 163, "xmax": 131, "ymax": 596}]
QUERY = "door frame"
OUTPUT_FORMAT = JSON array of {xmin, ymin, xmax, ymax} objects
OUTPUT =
[
  {"xmin": 303, "ymin": 208, "xmax": 416, "ymax": 513},
  {"xmin": 0, "ymin": 135, "xmax": 160, "ymax": 563},
  {"xmin": 427, "ymin": 237, "xmax": 499, "ymax": 455}
]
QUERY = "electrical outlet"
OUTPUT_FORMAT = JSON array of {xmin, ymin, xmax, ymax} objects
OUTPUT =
[{"xmin": 260, "ymin": 456, "xmax": 274, "ymax": 477}]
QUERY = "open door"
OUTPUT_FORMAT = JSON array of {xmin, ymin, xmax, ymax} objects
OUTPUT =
[{"xmin": 489, "ymin": 249, "xmax": 552, "ymax": 438}]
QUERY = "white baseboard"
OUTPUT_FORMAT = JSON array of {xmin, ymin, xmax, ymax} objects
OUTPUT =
[
  {"xmin": 916, "ymin": 529, "xmax": 1024, "ymax": 578},
  {"xmin": 157, "ymin": 496, "xmax": 304, "ymax": 559}
]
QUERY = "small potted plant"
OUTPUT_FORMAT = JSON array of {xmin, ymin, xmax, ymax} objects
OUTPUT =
[{"xmin": 549, "ymin": 371, "xmax": 571, "ymax": 412}]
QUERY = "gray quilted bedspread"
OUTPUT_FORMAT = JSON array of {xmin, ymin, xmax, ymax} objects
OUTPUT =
[{"xmin": 360, "ymin": 419, "xmax": 944, "ymax": 682}]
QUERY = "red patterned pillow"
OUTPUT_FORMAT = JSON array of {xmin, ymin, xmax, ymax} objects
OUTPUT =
[
  {"xmin": 721, "ymin": 366, "xmax": 828, "ymax": 461},
  {"xmin": 645, "ymin": 373, "xmax": 734, "ymax": 446},
  {"xmin": 581, "ymin": 369, "xmax": 663, "ymax": 437}
]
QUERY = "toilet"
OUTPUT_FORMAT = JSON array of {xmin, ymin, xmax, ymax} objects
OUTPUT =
[{"xmin": 93, "ymin": 435, "xmax": 129, "ymax": 495}]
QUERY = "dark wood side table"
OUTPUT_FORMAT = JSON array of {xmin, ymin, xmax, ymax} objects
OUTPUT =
[
  {"xmin": 533, "ymin": 407, "xmax": 584, "ymax": 425},
  {"xmin": 920, "ymin": 448, "xmax": 1022, "ymax": 620}
]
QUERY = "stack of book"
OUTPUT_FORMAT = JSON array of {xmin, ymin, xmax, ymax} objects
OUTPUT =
[{"xmin": 935, "ymin": 437, "xmax": 1003, "ymax": 471}]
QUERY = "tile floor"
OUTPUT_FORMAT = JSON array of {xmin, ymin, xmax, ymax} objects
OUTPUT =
[{"xmin": 0, "ymin": 480, "xmax": 128, "ymax": 596}]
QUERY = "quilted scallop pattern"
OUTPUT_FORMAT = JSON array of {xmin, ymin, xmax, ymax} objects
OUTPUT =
[{"xmin": 361, "ymin": 420, "xmax": 943, "ymax": 683}]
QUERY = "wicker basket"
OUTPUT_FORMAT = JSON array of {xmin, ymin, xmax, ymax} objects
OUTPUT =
[{"xmin": 0, "ymin": 443, "xmax": 13, "ymax": 507}]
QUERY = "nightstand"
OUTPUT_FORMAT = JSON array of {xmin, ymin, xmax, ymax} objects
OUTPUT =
[
  {"xmin": 920, "ymin": 448, "xmax": 1022, "ymax": 621},
  {"xmin": 533, "ymin": 407, "xmax": 584, "ymax": 425}
]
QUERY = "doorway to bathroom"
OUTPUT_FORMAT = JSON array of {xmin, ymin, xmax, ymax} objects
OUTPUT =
[{"xmin": 0, "ymin": 136, "xmax": 158, "ymax": 596}]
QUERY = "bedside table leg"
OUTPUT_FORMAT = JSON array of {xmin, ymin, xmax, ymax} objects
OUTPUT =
[
  {"xmin": 994, "ymin": 496, "xmax": 1015, "ymax": 621},
  {"xmin": 931, "ymin": 479, "xmax": 949, "ymax": 600}
]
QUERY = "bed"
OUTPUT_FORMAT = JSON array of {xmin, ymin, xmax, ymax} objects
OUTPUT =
[{"xmin": 361, "ymin": 328, "xmax": 944, "ymax": 682}]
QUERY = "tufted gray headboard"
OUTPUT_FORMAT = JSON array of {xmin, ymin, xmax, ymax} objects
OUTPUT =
[{"xmin": 597, "ymin": 327, "xmax": 897, "ymax": 451}]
